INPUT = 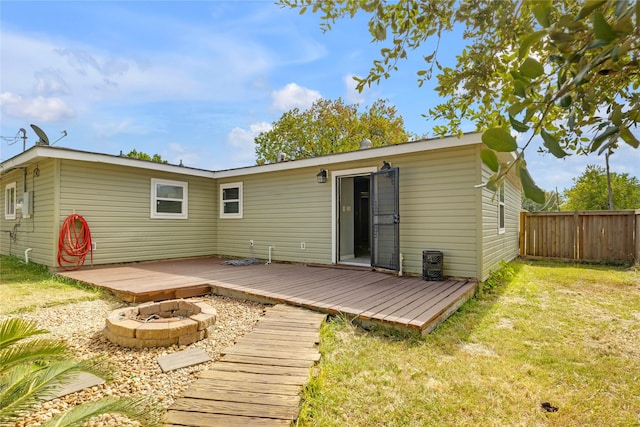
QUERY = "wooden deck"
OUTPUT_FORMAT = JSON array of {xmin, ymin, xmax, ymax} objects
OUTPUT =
[
  {"xmin": 166, "ymin": 304, "xmax": 325, "ymax": 426},
  {"xmin": 59, "ymin": 257, "xmax": 477, "ymax": 335}
]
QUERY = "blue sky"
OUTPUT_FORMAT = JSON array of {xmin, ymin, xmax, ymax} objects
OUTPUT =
[{"xmin": 1, "ymin": 1, "xmax": 638, "ymax": 192}]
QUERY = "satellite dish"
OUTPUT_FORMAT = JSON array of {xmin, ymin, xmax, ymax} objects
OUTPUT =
[{"xmin": 30, "ymin": 124, "xmax": 50, "ymax": 145}]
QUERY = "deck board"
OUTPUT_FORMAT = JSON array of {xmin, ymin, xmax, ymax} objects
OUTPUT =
[
  {"xmin": 165, "ymin": 305, "xmax": 323, "ymax": 426},
  {"xmin": 59, "ymin": 256, "xmax": 477, "ymax": 334}
]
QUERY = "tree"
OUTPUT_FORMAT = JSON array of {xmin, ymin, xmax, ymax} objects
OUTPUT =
[
  {"xmin": 562, "ymin": 164, "xmax": 640, "ymax": 210},
  {"xmin": 254, "ymin": 98, "xmax": 411, "ymax": 164},
  {"xmin": 281, "ymin": 0, "xmax": 640, "ymax": 202},
  {"xmin": 125, "ymin": 149, "xmax": 168, "ymax": 164},
  {"xmin": 0, "ymin": 318, "xmax": 160, "ymax": 427}
]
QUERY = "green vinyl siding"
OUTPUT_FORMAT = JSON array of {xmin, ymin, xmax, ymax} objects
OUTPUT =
[
  {"xmin": 216, "ymin": 144, "xmax": 481, "ymax": 278},
  {"xmin": 394, "ymin": 145, "xmax": 479, "ymax": 278},
  {"xmin": 216, "ymin": 167, "xmax": 332, "ymax": 264},
  {"xmin": 3, "ymin": 135, "xmax": 521, "ymax": 279},
  {"xmin": 0, "ymin": 161, "xmax": 57, "ymax": 266},
  {"xmin": 57, "ymin": 160, "xmax": 216, "ymax": 265},
  {"xmin": 478, "ymin": 158, "xmax": 521, "ymax": 281}
]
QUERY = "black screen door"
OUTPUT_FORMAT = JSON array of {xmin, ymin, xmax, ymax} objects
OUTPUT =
[{"xmin": 370, "ymin": 167, "xmax": 399, "ymax": 270}]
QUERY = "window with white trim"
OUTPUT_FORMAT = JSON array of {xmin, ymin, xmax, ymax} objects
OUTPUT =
[
  {"xmin": 4, "ymin": 182, "xmax": 16, "ymax": 220},
  {"xmin": 498, "ymin": 183, "xmax": 506, "ymax": 234},
  {"xmin": 151, "ymin": 178, "xmax": 188, "ymax": 219},
  {"xmin": 220, "ymin": 182, "xmax": 243, "ymax": 218}
]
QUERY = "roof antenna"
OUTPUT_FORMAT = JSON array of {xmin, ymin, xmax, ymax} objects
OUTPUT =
[
  {"xmin": 52, "ymin": 130, "xmax": 68, "ymax": 145},
  {"xmin": 19, "ymin": 128, "xmax": 27, "ymax": 151}
]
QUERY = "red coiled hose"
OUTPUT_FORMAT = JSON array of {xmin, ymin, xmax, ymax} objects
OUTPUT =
[{"xmin": 57, "ymin": 213, "xmax": 93, "ymax": 271}]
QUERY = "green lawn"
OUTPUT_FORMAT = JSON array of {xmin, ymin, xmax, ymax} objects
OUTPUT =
[
  {"xmin": 0, "ymin": 255, "xmax": 107, "ymax": 314},
  {"xmin": 298, "ymin": 260, "xmax": 640, "ymax": 426}
]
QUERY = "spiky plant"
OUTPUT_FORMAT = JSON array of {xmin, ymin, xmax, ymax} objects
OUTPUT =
[{"xmin": 0, "ymin": 318, "xmax": 161, "ymax": 426}]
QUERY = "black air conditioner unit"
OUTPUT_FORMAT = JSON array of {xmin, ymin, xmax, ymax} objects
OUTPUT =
[{"xmin": 422, "ymin": 250, "xmax": 443, "ymax": 281}]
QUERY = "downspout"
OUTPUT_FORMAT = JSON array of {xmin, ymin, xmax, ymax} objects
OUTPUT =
[
  {"xmin": 398, "ymin": 253, "xmax": 404, "ymax": 277},
  {"xmin": 24, "ymin": 248, "xmax": 33, "ymax": 264}
]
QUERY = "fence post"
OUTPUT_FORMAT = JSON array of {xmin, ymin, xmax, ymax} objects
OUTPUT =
[
  {"xmin": 520, "ymin": 211, "xmax": 526, "ymax": 257},
  {"xmin": 635, "ymin": 210, "xmax": 640, "ymax": 264},
  {"xmin": 573, "ymin": 211, "xmax": 579, "ymax": 260}
]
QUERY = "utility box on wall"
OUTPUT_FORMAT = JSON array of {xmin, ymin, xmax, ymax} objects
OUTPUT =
[
  {"xmin": 21, "ymin": 191, "xmax": 32, "ymax": 218},
  {"xmin": 422, "ymin": 250, "xmax": 443, "ymax": 281}
]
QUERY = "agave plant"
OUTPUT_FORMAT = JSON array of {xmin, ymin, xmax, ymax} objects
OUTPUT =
[{"xmin": 0, "ymin": 318, "xmax": 161, "ymax": 426}]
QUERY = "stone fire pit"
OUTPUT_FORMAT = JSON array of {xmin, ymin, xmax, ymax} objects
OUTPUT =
[{"xmin": 104, "ymin": 299, "xmax": 217, "ymax": 348}]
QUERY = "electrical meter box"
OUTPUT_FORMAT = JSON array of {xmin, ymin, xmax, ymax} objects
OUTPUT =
[{"xmin": 22, "ymin": 191, "xmax": 32, "ymax": 218}]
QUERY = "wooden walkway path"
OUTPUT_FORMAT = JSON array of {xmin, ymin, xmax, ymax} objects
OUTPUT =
[
  {"xmin": 60, "ymin": 257, "xmax": 477, "ymax": 335},
  {"xmin": 165, "ymin": 304, "xmax": 326, "ymax": 426}
]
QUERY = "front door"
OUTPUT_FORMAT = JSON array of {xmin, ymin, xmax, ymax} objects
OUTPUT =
[{"xmin": 370, "ymin": 167, "xmax": 400, "ymax": 271}]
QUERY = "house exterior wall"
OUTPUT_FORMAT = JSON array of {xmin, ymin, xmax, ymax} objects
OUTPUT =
[
  {"xmin": 478, "ymin": 156, "xmax": 521, "ymax": 281},
  {"xmin": 0, "ymin": 160, "xmax": 57, "ymax": 266},
  {"xmin": 215, "ymin": 166, "xmax": 332, "ymax": 264},
  {"xmin": 54, "ymin": 159, "xmax": 217, "ymax": 266},
  {"xmin": 216, "ymin": 144, "xmax": 481, "ymax": 278},
  {"xmin": 2, "ymin": 136, "xmax": 522, "ymax": 280}
]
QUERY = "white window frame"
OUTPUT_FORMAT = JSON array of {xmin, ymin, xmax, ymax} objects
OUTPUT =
[
  {"xmin": 4, "ymin": 182, "xmax": 16, "ymax": 220},
  {"xmin": 220, "ymin": 182, "xmax": 243, "ymax": 219},
  {"xmin": 498, "ymin": 183, "xmax": 506, "ymax": 234},
  {"xmin": 150, "ymin": 178, "xmax": 188, "ymax": 219}
]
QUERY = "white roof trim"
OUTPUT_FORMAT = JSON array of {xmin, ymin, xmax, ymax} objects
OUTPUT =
[
  {"xmin": 1, "ymin": 146, "xmax": 215, "ymax": 178},
  {"xmin": 213, "ymin": 132, "xmax": 482, "ymax": 178},
  {"xmin": 1, "ymin": 132, "xmax": 482, "ymax": 179}
]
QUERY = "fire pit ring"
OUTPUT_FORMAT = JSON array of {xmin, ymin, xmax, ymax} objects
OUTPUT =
[{"xmin": 104, "ymin": 299, "xmax": 217, "ymax": 348}]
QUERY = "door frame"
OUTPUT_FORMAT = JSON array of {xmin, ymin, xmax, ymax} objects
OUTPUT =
[{"xmin": 331, "ymin": 166, "xmax": 378, "ymax": 264}]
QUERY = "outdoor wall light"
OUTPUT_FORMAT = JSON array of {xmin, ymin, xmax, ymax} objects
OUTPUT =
[
  {"xmin": 317, "ymin": 169, "xmax": 327, "ymax": 183},
  {"xmin": 381, "ymin": 161, "xmax": 391, "ymax": 170}
]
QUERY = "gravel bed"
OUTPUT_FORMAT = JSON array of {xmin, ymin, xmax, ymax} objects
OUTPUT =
[{"xmin": 1, "ymin": 296, "xmax": 266, "ymax": 426}]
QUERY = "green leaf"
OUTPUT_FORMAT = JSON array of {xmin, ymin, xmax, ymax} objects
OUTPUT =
[
  {"xmin": 590, "ymin": 126, "xmax": 620, "ymax": 152},
  {"xmin": 374, "ymin": 22, "xmax": 387, "ymax": 40},
  {"xmin": 559, "ymin": 95, "xmax": 572, "ymax": 108},
  {"xmin": 541, "ymin": 129, "xmax": 568, "ymax": 158},
  {"xmin": 518, "ymin": 31, "xmax": 545, "ymax": 60},
  {"xmin": 620, "ymin": 127, "xmax": 640, "ymax": 148},
  {"xmin": 520, "ymin": 166, "xmax": 545, "ymax": 204},
  {"xmin": 519, "ymin": 57, "xmax": 544, "ymax": 79},
  {"xmin": 593, "ymin": 11, "xmax": 616, "ymax": 42},
  {"xmin": 482, "ymin": 128, "xmax": 518, "ymax": 152},
  {"xmin": 576, "ymin": 0, "xmax": 606, "ymax": 20},
  {"xmin": 509, "ymin": 115, "xmax": 530, "ymax": 132},
  {"xmin": 514, "ymin": 79, "xmax": 526, "ymax": 98},
  {"xmin": 611, "ymin": 104, "xmax": 623, "ymax": 126},
  {"xmin": 481, "ymin": 148, "xmax": 500, "ymax": 172},
  {"xmin": 532, "ymin": 2, "xmax": 551, "ymax": 28},
  {"xmin": 508, "ymin": 102, "xmax": 529, "ymax": 117}
]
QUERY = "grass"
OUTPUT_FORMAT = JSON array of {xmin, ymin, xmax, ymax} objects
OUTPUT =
[
  {"xmin": 0, "ymin": 255, "xmax": 108, "ymax": 315},
  {"xmin": 297, "ymin": 260, "xmax": 640, "ymax": 427}
]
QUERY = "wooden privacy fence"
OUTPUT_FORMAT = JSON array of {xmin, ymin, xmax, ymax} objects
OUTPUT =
[{"xmin": 519, "ymin": 210, "xmax": 640, "ymax": 263}]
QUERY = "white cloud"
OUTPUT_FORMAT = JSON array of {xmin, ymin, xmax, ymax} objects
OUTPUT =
[
  {"xmin": 91, "ymin": 118, "xmax": 149, "ymax": 139},
  {"xmin": 0, "ymin": 92, "xmax": 75, "ymax": 122},
  {"xmin": 165, "ymin": 142, "xmax": 201, "ymax": 167},
  {"xmin": 226, "ymin": 121, "xmax": 271, "ymax": 166},
  {"xmin": 33, "ymin": 68, "xmax": 71, "ymax": 97},
  {"xmin": 344, "ymin": 74, "xmax": 366, "ymax": 104},
  {"xmin": 271, "ymin": 83, "xmax": 321, "ymax": 112}
]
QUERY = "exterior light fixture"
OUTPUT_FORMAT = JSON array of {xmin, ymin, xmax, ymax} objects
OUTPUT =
[
  {"xmin": 317, "ymin": 169, "xmax": 327, "ymax": 183},
  {"xmin": 381, "ymin": 161, "xmax": 391, "ymax": 170}
]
